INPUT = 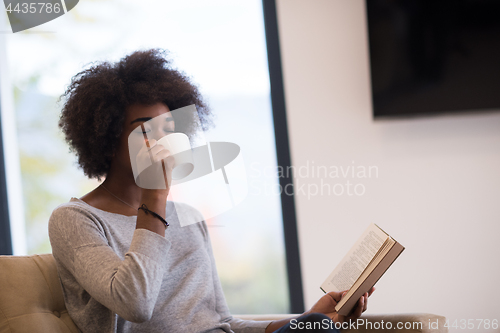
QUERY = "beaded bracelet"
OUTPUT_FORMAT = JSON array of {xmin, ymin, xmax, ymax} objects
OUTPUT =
[{"xmin": 138, "ymin": 204, "xmax": 169, "ymax": 229}]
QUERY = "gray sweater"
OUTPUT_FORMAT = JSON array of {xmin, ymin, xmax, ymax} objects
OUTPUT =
[{"xmin": 48, "ymin": 198, "xmax": 272, "ymax": 333}]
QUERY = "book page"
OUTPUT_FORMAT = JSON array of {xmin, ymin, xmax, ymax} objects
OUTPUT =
[
  {"xmin": 336, "ymin": 239, "xmax": 394, "ymax": 310},
  {"xmin": 335, "ymin": 240, "xmax": 404, "ymax": 316},
  {"xmin": 321, "ymin": 224, "xmax": 387, "ymax": 292}
]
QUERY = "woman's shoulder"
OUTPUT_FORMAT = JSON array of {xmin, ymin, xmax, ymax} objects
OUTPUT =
[
  {"xmin": 51, "ymin": 197, "xmax": 136, "ymax": 221},
  {"xmin": 50, "ymin": 198, "xmax": 102, "ymax": 222},
  {"xmin": 48, "ymin": 198, "xmax": 116, "ymax": 236}
]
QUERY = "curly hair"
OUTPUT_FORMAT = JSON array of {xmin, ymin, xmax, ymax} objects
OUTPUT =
[{"xmin": 59, "ymin": 49, "xmax": 211, "ymax": 180}]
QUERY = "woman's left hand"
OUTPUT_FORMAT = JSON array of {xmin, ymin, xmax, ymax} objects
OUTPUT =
[{"xmin": 306, "ymin": 287, "xmax": 375, "ymax": 324}]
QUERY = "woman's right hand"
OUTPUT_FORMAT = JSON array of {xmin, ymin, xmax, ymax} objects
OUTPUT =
[
  {"xmin": 135, "ymin": 139, "xmax": 175, "ymax": 236},
  {"xmin": 135, "ymin": 139, "xmax": 174, "ymax": 193}
]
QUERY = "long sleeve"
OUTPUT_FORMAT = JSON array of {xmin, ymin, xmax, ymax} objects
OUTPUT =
[
  {"xmin": 49, "ymin": 204, "xmax": 170, "ymax": 323},
  {"xmin": 50, "ymin": 199, "xmax": 276, "ymax": 333}
]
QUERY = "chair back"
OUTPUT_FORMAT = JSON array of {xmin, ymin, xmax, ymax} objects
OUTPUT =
[{"xmin": 0, "ymin": 254, "xmax": 78, "ymax": 333}]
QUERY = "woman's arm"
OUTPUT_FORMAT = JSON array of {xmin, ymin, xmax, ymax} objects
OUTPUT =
[
  {"xmin": 135, "ymin": 150, "xmax": 175, "ymax": 237},
  {"xmin": 49, "ymin": 204, "xmax": 170, "ymax": 323},
  {"xmin": 136, "ymin": 188, "xmax": 168, "ymax": 236}
]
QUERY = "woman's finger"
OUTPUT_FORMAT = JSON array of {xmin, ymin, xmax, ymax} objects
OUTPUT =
[
  {"xmin": 148, "ymin": 145, "xmax": 164, "ymax": 156},
  {"xmin": 154, "ymin": 149, "xmax": 171, "ymax": 162},
  {"xmin": 162, "ymin": 155, "xmax": 175, "ymax": 187},
  {"xmin": 164, "ymin": 155, "xmax": 175, "ymax": 170},
  {"xmin": 351, "ymin": 296, "xmax": 364, "ymax": 318},
  {"xmin": 362, "ymin": 293, "xmax": 368, "ymax": 312},
  {"xmin": 328, "ymin": 291, "xmax": 343, "ymax": 303}
]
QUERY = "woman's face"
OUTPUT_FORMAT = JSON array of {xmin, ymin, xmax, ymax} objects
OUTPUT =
[{"xmin": 113, "ymin": 102, "xmax": 175, "ymax": 177}]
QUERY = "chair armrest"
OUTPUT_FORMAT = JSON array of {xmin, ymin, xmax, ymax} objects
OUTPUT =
[{"xmin": 234, "ymin": 313, "xmax": 448, "ymax": 333}]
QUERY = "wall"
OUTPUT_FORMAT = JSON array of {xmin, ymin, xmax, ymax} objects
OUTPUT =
[{"xmin": 276, "ymin": 0, "xmax": 500, "ymax": 328}]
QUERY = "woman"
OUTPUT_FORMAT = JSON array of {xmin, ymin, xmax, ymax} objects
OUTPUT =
[{"xmin": 49, "ymin": 49, "xmax": 372, "ymax": 333}]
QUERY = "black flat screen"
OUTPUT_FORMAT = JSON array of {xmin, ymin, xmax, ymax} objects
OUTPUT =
[{"xmin": 367, "ymin": 0, "xmax": 500, "ymax": 117}]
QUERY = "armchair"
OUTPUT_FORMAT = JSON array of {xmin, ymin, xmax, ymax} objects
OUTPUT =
[{"xmin": 0, "ymin": 254, "xmax": 447, "ymax": 333}]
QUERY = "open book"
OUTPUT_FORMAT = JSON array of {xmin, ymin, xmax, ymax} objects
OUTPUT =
[{"xmin": 320, "ymin": 224, "xmax": 404, "ymax": 316}]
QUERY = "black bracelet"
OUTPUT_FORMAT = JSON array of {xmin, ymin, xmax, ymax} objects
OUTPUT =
[{"xmin": 138, "ymin": 204, "xmax": 169, "ymax": 229}]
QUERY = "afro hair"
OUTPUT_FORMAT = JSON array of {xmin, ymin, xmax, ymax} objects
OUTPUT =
[{"xmin": 59, "ymin": 49, "xmax": 211, "ymax": 180}]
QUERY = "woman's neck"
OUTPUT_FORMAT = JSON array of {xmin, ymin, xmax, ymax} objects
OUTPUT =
[{"xmin": 81, "ymin": 174, "xmax": 142, "ymax": 216}]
